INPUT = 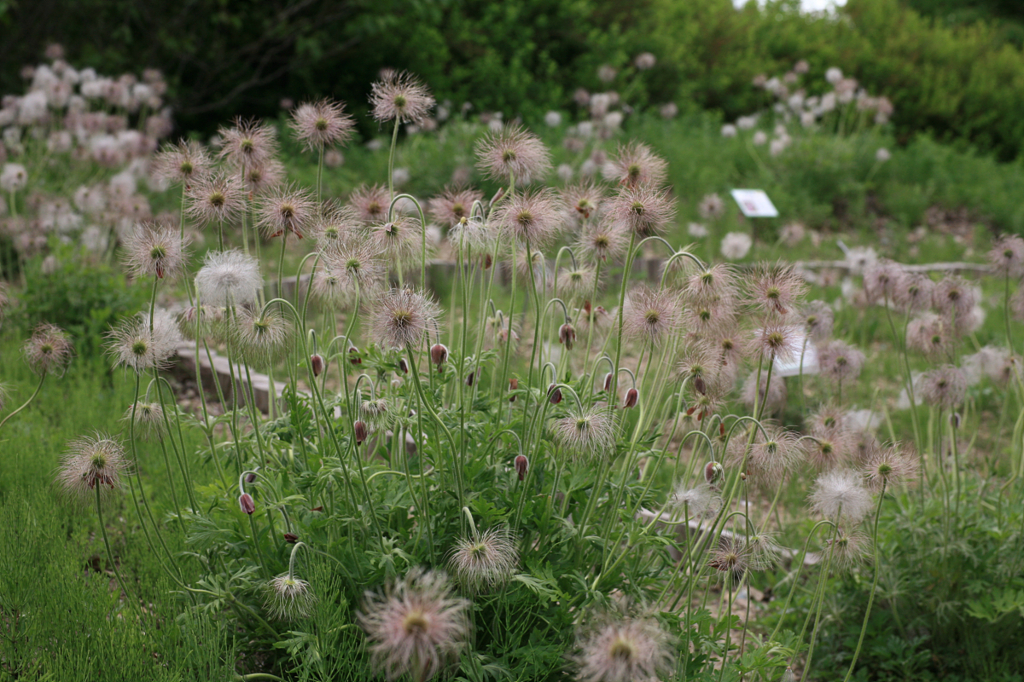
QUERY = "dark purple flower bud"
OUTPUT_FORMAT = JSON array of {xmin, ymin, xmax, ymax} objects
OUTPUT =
[
  {"xmin": 623, "ymin": 387, "xmax": 639, "ymax": 409},
  {"xmin": 704, "ymin": 461, "xmax": 723, "ymax": 485},
  {"xmin": 509, "ymin": 378, "xmax": 518, "ymax": 402},
  {"xmin": 430, "ymin": 343, "xmax": 449, "ymax": 371},
  {"xmin": 694, "ymin": 375, "xmax": 707, "ymax": 395},
  {"xmin": 548, "ymin": 383, "xmax": 562, "ymax": 405},
  {"xmin": 310, "ymin": 353, "xmax": 325, "ymax": 377},
  {"xmin": 348, "ymin": 344, "xmax": 362, "ymax": 365},
  {"xmin": 245, "ymin": 472, "xmax": 257, "ymax": 484},
  {"xmin": 283, "ymin": 532, "xmax": 299, "ymax": 543},
  {"xmin": 514, "ymin": 454, "xmax": 528, "ymax": 481},
  {"xmin": 354, "ymin": 420, "xmax": 368, "ymax": 444},
  {"xmin": 602, "ymin": 372, "xmax": 613, "ymax": 391},
  {"xmin": 559, "ymin": 323, "xmax": 576, "ymax": 350},
  {"xmin": 465, "ymin": 371, "xmax": 475, "ymax": 387},
  {"xmin": 238, "ymin": 493, "xmax": 255, "ymax": 515},
  {"xmin": 398, "ymin": 357, "xmax": 409, "ymax": 374}
]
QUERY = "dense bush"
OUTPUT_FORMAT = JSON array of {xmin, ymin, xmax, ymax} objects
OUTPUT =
[{"xmin": 9, "ymin": 0, "xmax": 1024, "ymax": 160}]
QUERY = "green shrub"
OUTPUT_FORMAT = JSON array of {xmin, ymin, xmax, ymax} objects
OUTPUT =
[{"xmin": 16, "ymin": 243, "xmax": 148, "ymax": 361}]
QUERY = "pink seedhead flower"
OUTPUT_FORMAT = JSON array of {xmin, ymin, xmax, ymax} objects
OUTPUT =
[
  {"xmin": 57, "ymin": 433, "xmax": 129, "ymax": 502},
  {"xmin": 348, "ymin": 183, "xmax": 390, "ymax": 225},
  {"xmin": 561, "ymin": 181, "xmax": 606, "ymax": 226},
  {"xmin": 371, "ymin": 289, "xmax": 441, "ymax": 349},
  {"xmin": 369, "ymin": 70, "xmax": 435, "ymax": 124},
  {"xmin": 557, "ymin": 267, "xmax": 598, "ymax": 302},
  {"xmin": 816, "ymin": 340, "xmax": 866, "ymax": 388},
  {"xmin": 577, "ymin": 219, "xmax": 628, "ymax": 263},
  {"xmin": 698, "ymin": 192, "xmax": 726, "ymax": 220},
  {"xmin": 122, "ymin": 401, "xmax": 164, "ymax": 440},
  {"xmin": 476, "ymin": 124, "xmax": 552, "ymax": 185},
  {"xmin": 907, "ymin": 313, "xmax": 954, "ymax": 360},
  {"xmin": 368, "ymin": 216, "xmax": 425, "ymax": 266},
  {"xmin": 122, "ymin": 222, "xmax": 190, "ymax": 281},
  {"xmin": 315, "ymin": 241, "xmax": 386, "ymax": 306},
  {"xmin": 823, "ymin": 526, "xmax": 872, "ymax": 573},
  {"xmin": 609, "ymin": 185, "xmax": 675, "ymax": 237},
  {"xmin": 749, "ymin": 262, "xmax": 807, "ymax": 317},
  {"xmin": 573, "ymin": 613, "xmax": 674, "ymax": 682},
  {"xmin": 919, "ymin": 365, "xmax": 967, "ymax": 409},
  {"xmin": 667, "ymin": 482, "xmax": 722, "ymax": 521},
  {"xmin": 862, "ymin": 259, "xmax": 904, "ymax": 304},
  {"xmin": 801, "ymin": 300, "xmax": 834, "ymax": 341},
  {"xmin": 933, "ymin": 276, "xmax": 977, "ymax": 330},
  {"xmin": 429, "ymin": 186, "xmax": 483, "ymax": 227},
  {"xmin": 447, "ymin": 526, "xmax": 518, "ymax": 590},
  {"xmin": 810, "ymin": 469, "xmax": 873, "ymax": 524},
  {"xmin": 730, "ymin": 425, "xmax": 804, "ymax": 490},
  {"xmin": 153, "ymin": 140, "xmax": 210, "ymax": 186},
  {"xmin": 708, "ymin": 536, "xmax": 752, "ymax": 583},
  {"xmin": 218, "ymin": 117, "xmax": 279, "ymax": 169},
  {"xmin": 893, "ymin": 272, "xmax": 935, "ymax": 315},
  {"xmin": 257, "ymin": 185, "xmax": 316, "ymax": 239},
  {"xmin": 358, "ymin": 568, "xmax": 470, "ymax": 682},
  {"xmin": 553, "ymin": 407, "xmax": 617, "ymax": 461},
  {"xmin": 289, "ymin": 98, "xmax": 355, "ymax": 151},
  {"xmin": 683, "ymin": 264, "xmax": 738, "ymax": 307},
  {"xmin": 989, "ymin": 234, "xmax": 1024, "ymax": 279},
  {"xmin": 741, "ymin": 370, "xmax": 788, "ymax": 412},
  {"xmin": 24, "ymin": 323, "xmax": 73, "ymax": 376},
  {"xmin": 863, "ymin": 444, "xmax": 918, "ymax": 493},
  {"xmin": 751, "ymin": 324, "xmax": 802, "ymax": 364},
  {"xmin": 494, "ymin": 189, "xmax": 561, "ymax": 247},
  {"xmin": 107, "ymin": 310, "xmax": 182, "ymax": 374},
  {"xmin": 265, "ymin": 573, "xmax": 317, "ymax": 620},
  {"xmin": 241, "ymin": 159, "xmax": 286, "ymax": 195},
  {"xmin": 186, "ymin": 173, "xmax": 245, "ymax": 226},
  {"xmin": 623, "ymin": 285, "xmax": 679, "ymax": 346},
  {"xmin": 310, "ymin": 205, "xmax": 355, "ymax": 254},
  {"xmin": 602, "ymin": 141, "xmax": 668, "ymax": 188},
  {"xmin": 230, "ymin": 306, "xmax": 292, "ymax": 369}
]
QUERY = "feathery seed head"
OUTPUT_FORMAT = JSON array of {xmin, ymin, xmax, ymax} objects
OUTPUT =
[
  {"xmin": 623, "ymin": 286, "xmax": 679, "ymax": 346},
  {"xmin": 553, "ymin": 407, "xmax": 617, "ymax": 461},
  {"xmin": 988, "ymin": 234, "xmax": 1024, "ymax": 278},
  {"xmin": 906, "ymin": 312, "xmax": 954, "ymax": 360},
  {"xmin": 369, "ymin": 71, "xmax": 435, "ymax": 124},
  {"xmin": 448, "ymin": 526, "xmax": 518, "ymax": 590},
  {"xmin": 368, "ymin": 216, "xmax": 426, "ymax": 266},
  {"xmin": 573, "ymin": 612, "xmax": 674, "ymax": 682},
  {"xmin": 932, "ymin": 275, "xmax": 976, "ymax": 324},
  {"xmin": 817, "ymin": 340, "xmax": 866, "ymax": 387},
  {"xmin": 122, "ymin": 222, "xmax": 190, "ymax": 281},
  {"xmin": 153, "ymin": 140, "xmax": 210, "ymax": 186},
  {"xmin": 24, "ymin": 323, "xmax": 73, "ymax": 376},
  {"xmin": 371, "ymin": 289, "xmax": 441, "ymax": 349},
  {"xmin": 864, "ymin": 444, "xmax": 917, "ymax": 492},
  {"xmin": 802, "ymin": 300, "xmax": 834, "ymax": 341},
  {"xmin": 230, "ymin": 306, "xmax": 292, "ymax": 369},
  {"xmin": 107, "ymin": 310, "xmax": 181, "ymax": 374},
  {"xmin": 257, "ymin": 185, "xmax": 316, "ymax": 239},
  {"xmin": 242, "ymin": 159, "xmax": 286, "ymax": 195},
  {"xmin": 667, "ymin": 482, "xmax": 722, "ymax": 521},
  {"xmin": 893, "ymin": 272, "xmax": 935, "ymax": 315},
  {"xmin": 429, "ymin": 186, "xmax": 483, "ymax": 227},
  {"xmin": 561, "ymin": 181, "xmax": 606, "ymax": 225},
  {"xmin": 358, "ymin": 568, "xmax": 470, "ymax": 682},
  {"xmin": 557, "ymin": 268, "xmax": 598, "ymax": 302},
  {"xmin": 577, "ymin": 219, "xmax": 628, "ymax": 263},
  {"xmin": 265, "ymin": 573, "xmax": 316, "ymax": 620},
  {"xmin": 810, "ymin": 469, "xmax": 873, "ymax": 524},
  {"xmin": 602, "ymin": 141, "xmax": 668, "ymax": 188},
  {"xmin": 186, "ymin": 173, "xmax": 245, "ymax": 226},
  {"xmin": 123, "ymin": 401, "xmax": 164, "ymax": 439},
  {"xmin": 495, "ymin": 189, "xmax": 561, "ymax": 247},
  {"xmin": 752, "ymin": 323, "xmax": 802, "ymax": 363},
  {"xmin": 823, "ymin": 527, "xmax": 871, "ymax": 572},
  {"xmin": 475, "ymin": 124, "xmax": 552, "ymax": 184},
  {"xmin": 863, "ymin": 259, "xmax": 904, "ymax": 304},
  {"xmin": 218, "ymin": 118, "xmax": 279, "ymax": 168},
  {"xmin": 290, "ymin": 98, "xmax": 355, "ymax": 150},
  {"xmin": 919, "ymin": 365, "xmax": 967, "ymax": 409},
  {"xmin": 749, "ymin": 262, "xmax": 807, "ymax": 317},
  {"xmin": 195, "ymin": 249, "xmax": 262, "ymax": 307},
  {"xmin": 57, "ymin": 433, "xmax": 129, "ymax": 502},
  {"xmin": 610, "ymin": 185, "xmax": 675, "ymax": 237},
  {"xmin": 348, "ymin": 184, "xmax": 390, "ymax": 225}
]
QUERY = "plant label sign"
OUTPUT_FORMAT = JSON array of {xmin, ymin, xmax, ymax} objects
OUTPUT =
[{"xmin": 730, "ymin": 189, "xmax": 779, "ymax": 218}]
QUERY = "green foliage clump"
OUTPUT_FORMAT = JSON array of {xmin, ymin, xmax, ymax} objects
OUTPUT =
[{"xmin": 16, "ymin": 244, "xmax": 148, "ymax": 361}]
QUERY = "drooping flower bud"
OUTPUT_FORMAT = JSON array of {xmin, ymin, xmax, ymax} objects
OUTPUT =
[
  {"xmin": 238, "ymin": 493, "xmax": 255, "ymax": 514},
  {"xmin": 559, "ymin": 323, "xmax": 576, "ymax": 350},
  {"xmin": 348, "ymin": 344, "xmax": 362, "ymax": 365},
  {"xmin": 602, "ymin": 372, "xmax": 613, "ymax": 391},
  {"xmin": 704, "ymin": 461, "xmax": 723, "ymax": 485},
  {"xmin": 482, "ymin": 253, "xmax": 493, "ymax": 270},
  {"xmin": 622, "ymin": 387, "xmax": 639, "ymax": 409},
  {"xmin": 430, "ymin": 343, "xmax": 449, "ymax": 371},
  {"xmin": 509, "ymin": 377, "xmax": 518, "ymax": 402},
  {"xmin": 950, "ymin": 412, "xmax": 961, "ymax": 429},
  {"xmin": 354, "ymin": 420, "xmax": 368, "ymax": 444},
  {"xmin": 245, "ymin": 471, "xmax": 257, "ymax": 484},
  {"xmin": 694, "ymin": 375, "xmax": 707, "ymax": 395},
  {"xmin": 465, "ymin": 371, "xmax": 475, "ymax": 387},
  {"xmin": 283, "ymin": 532, "xmax": 299, "ymax": 543},
  {"xmin": 310, "ymin": 353, "xmax": 325, "ymax": 377},
  {"xmin": 398, "ymin": 357, "xmax": 409, "ymax": 374},
  {"xmin": 514, "ymin": 454, "xmax": 529, "ymax": 481},
  {"xmin": 548, "ymin": 383, "xmax": 562, "ymax": 404}
]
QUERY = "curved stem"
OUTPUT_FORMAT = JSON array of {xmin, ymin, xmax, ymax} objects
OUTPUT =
[{"xmin": 0, "ymin": 372, "xmax": 46, "ymax": 432}]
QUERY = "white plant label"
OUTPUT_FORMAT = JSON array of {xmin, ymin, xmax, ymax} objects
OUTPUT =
[{"xmin": 730, "ymin": 189, "xmax": 779, "ymax": 218}]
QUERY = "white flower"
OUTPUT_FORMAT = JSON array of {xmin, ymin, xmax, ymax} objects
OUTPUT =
[
  {"xmin": 0, "ymin": 163, "xmax": 28, "ymax": 193},
  {"xmin": 544, "ymin": 110, "xmax": 562, "ymax": 127},
  {"xmin": 721, "ymin": 124, "xmax": 737, "ymax": 138},
  {"xmin": 687, "ymin": 222, "xmax": 708, "ymax": 238},
  {"xmin": 721, "ymin": 232, "xmax": 752, "ymax": 260},
  {"xmin": 875, "ymin": 147, "xmax": 891, "ymax": 162},
  {"xmin": 752, "ymin": 131, "xmax": 768, "ymax": 146},
  {"xmin": 826, "ymin": 67, "xmax": 843, "ymax": 84}
]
